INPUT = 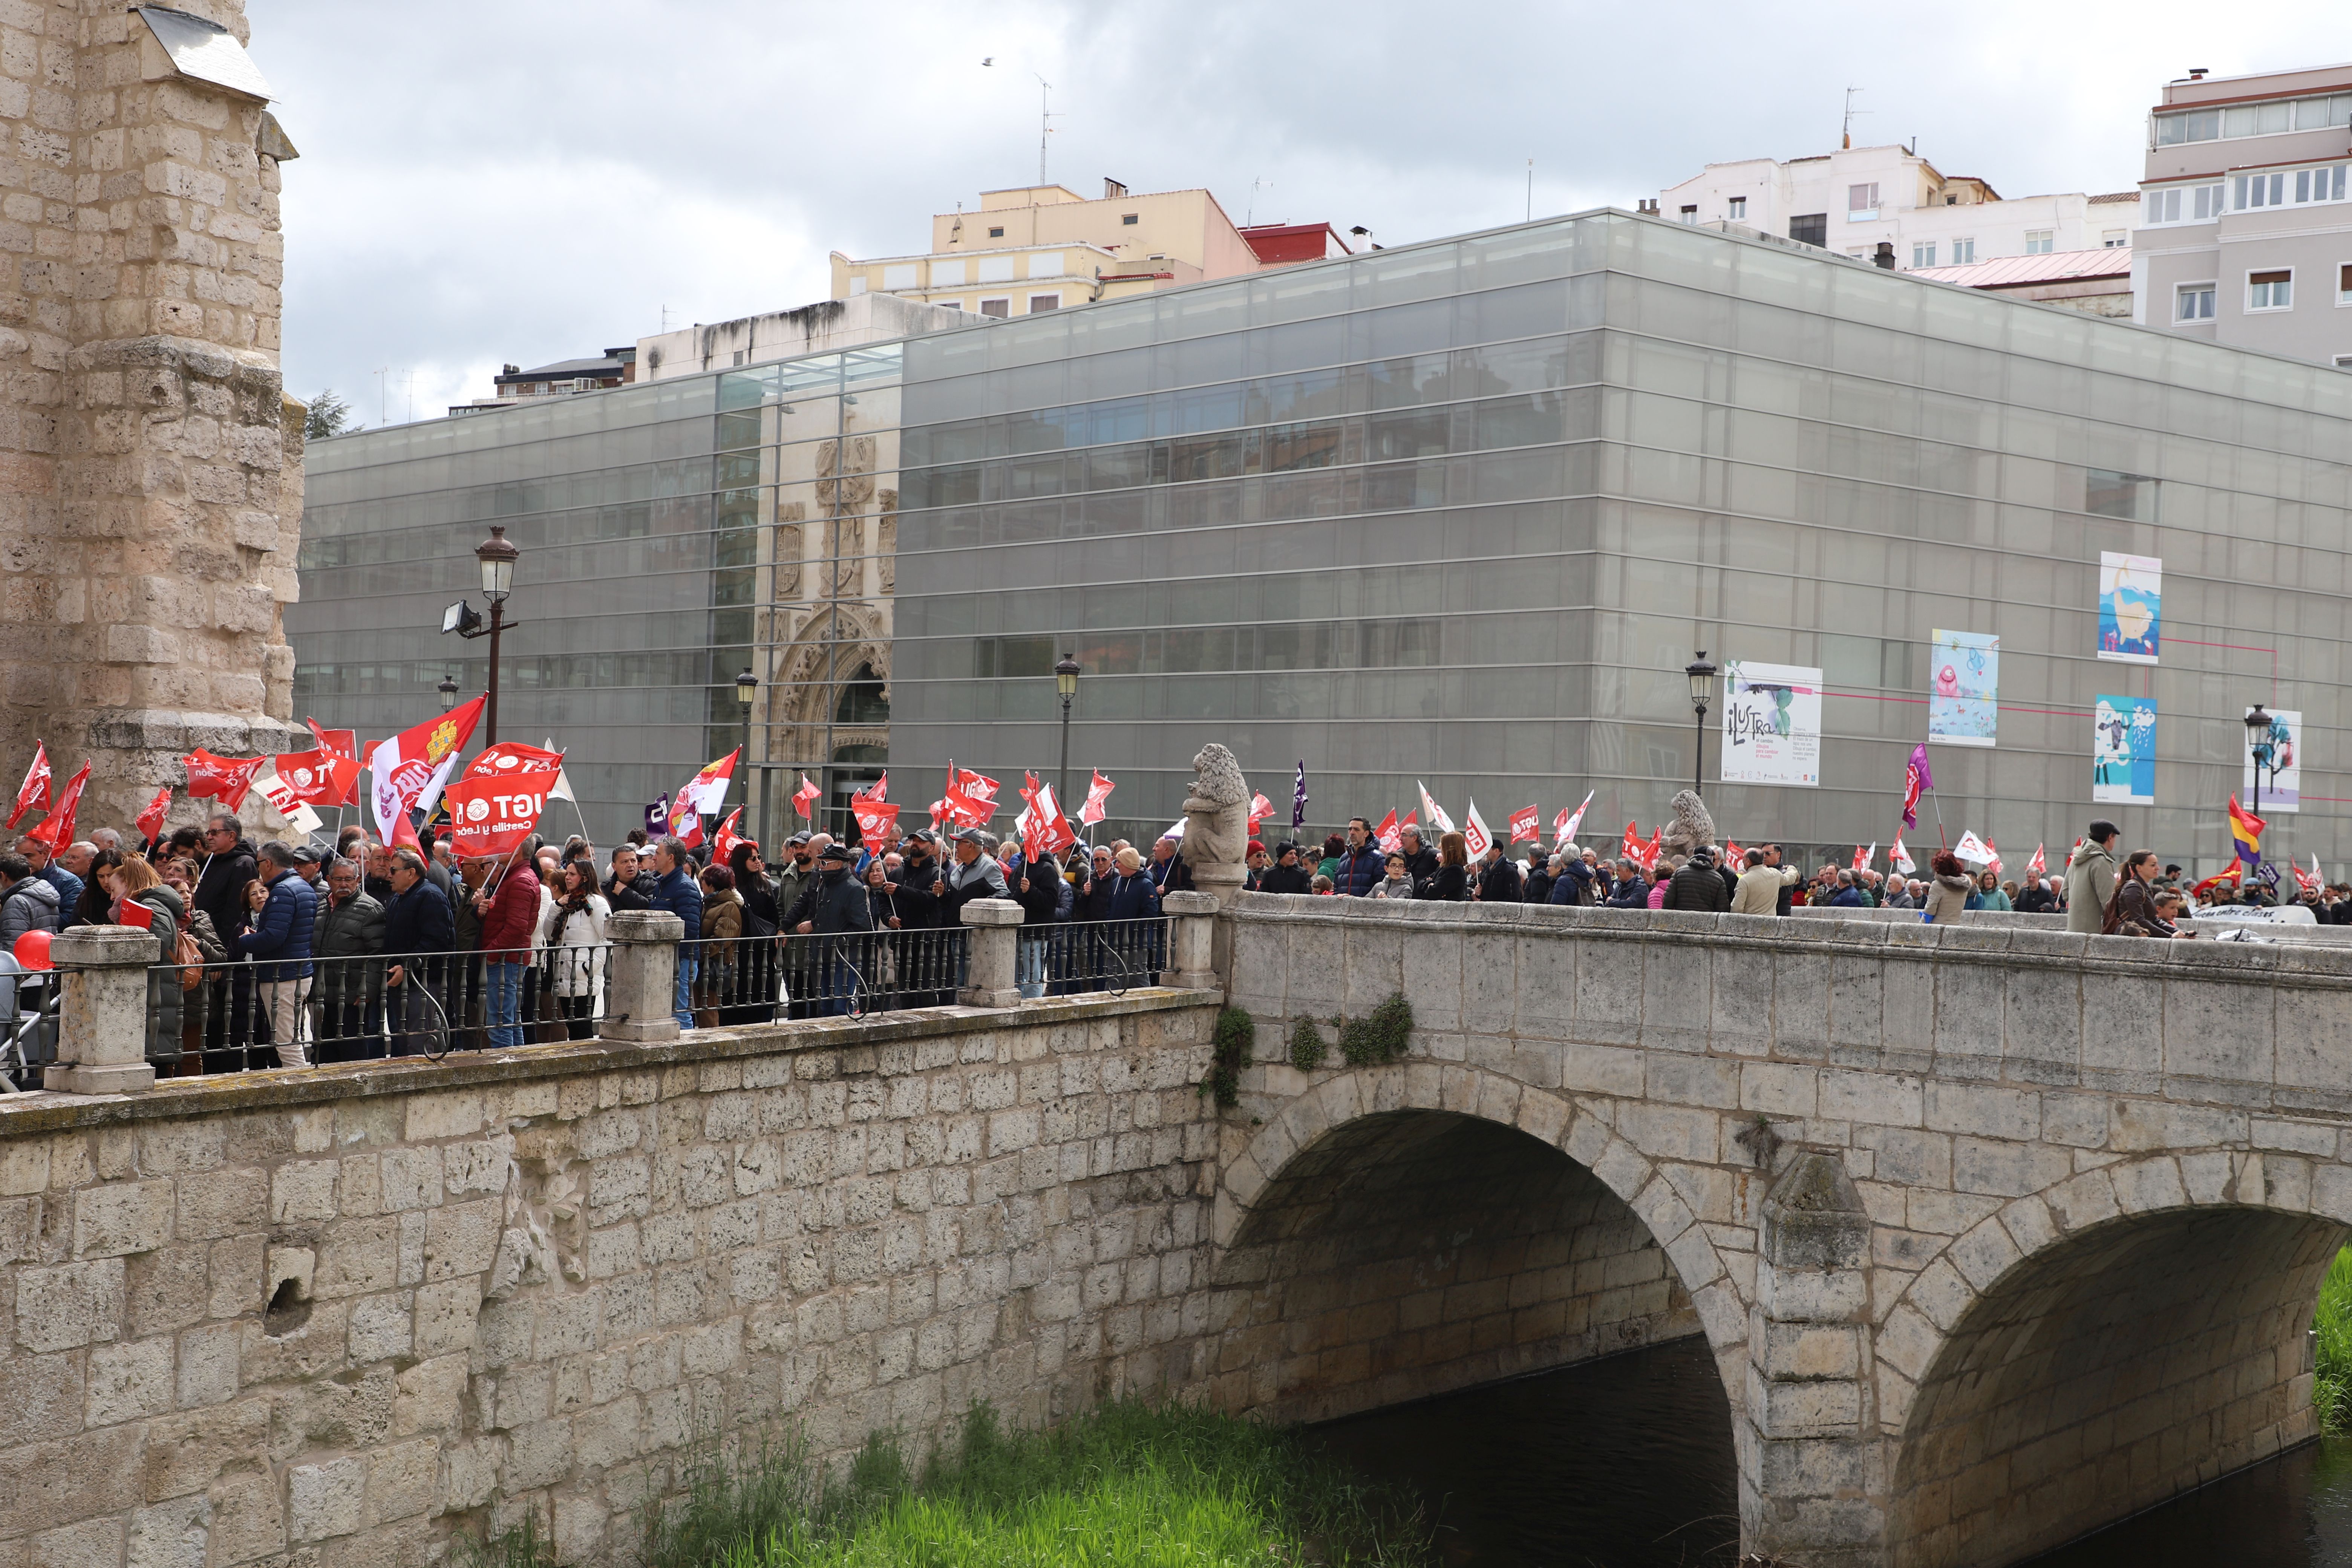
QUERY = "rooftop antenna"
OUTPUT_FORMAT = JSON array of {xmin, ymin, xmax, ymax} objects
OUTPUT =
[
  {"xmin": 374, "ymin": 366, "xmax": 387, "ymax": 426},
  {"xmin": 660, "ymin": 304, "xmax": 672, "ymax": 332},
  {"xmin": 1034, "ymin": 73, "xmax": 1058, "ymax": 185},
  {"xmin": 1842, "ymin": 86, "xmax": 1869, "ymax": 150},
  {"xmin": 1247, "ymin": 175, "xmax": 1272, "ymax": 225},
  {"xmin": 1527, "ymin": 157, "xmax": 1534, "ymax": 222},
  {"xmin": 403, "ymin": 369, "xmax": 414, "ymax": 425}
]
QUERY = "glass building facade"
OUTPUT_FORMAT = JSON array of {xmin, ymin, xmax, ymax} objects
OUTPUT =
[
  {"xmin": 891, "ymin": 210, "xmax": 2352, "ymax": 873},
  {"xmin": 291, "ymin": 344, "xmax": 912, "ymax": 849}
]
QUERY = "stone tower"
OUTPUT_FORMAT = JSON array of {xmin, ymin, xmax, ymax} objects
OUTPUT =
[{"xmin": 0, "ymin": 3, "xmax": 299, "ymax": 835}]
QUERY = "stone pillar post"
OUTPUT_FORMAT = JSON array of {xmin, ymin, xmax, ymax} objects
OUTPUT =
[
  {"xmin": 1744, "ymin": 1150, "xmax": 1885, "ymax": 1566},
  {"xmin": 958, "ymin": 898, "xmax": 1024, "ymax": 1007},
  {"xmin": 601, "ymin": 910, "xmax": 684, "ymax": 1043},
  {"xmin": 47, "ymin": 926, "xmax": 159, "ymax": 1096},
  {"xmin": 1161, "ymin": 891, "xmax": 1220, "ymax": 991}
]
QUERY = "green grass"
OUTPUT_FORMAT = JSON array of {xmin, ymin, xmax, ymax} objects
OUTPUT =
[
  {"xmin": 645, "ymin": 1400, "xmax": 1429, "ymax": 1568},
  {"xmin": 2317, "ymin": 1245, "xmax": 2352, "ymax": 1433}
]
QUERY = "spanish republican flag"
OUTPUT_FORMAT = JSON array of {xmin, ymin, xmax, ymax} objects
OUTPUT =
[{"xmin": 2228, "ymin": 794, "xmax": 2266, "ymax": 867}]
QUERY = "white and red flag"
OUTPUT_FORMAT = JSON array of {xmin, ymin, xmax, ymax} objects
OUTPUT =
[
  {"xmin": 1247, "ymin": 792, "xmax": 1274, "ymax": 833},
  {"xmin": 2292, "ymin": 855, "xmax": 2321, "ymax": 898},
  {"xmin": 1853, "ymin": 843, "xmax": 1876, "ymax": 871},
  {"xmin": 1080, "ymin": 770, "xmax": 1115, "ymax": 827},
  {"xmin": 1554, "ymin": 790, "xmax": 1593, "ymax": 845},
  {"xmin": 22, "ymin": 763, "xmax": 88, "ymax": 852},
  {"xmin": 1985, "ymin": 839, "xmax": 2002, "ymax": 876},
  {"xmin": 7, "ymin": 743, "xmax": 51, "ymax": 830},
  {"xmin": 1018, "ymin": 783, "xmax": 1075, "ymax": 861},
  {"xmin": 713, "ymin": 808, "xmax": 751, "ymax": 864},
  {"xmin": 1620, "ymin": 821, "xmax": 1643, "ymax": 865},
  {"xmin": 937, "ymin": 766, "xmax": 998, "ymax": 827},
  {"xmin": 665, "ymin": 793, "xmax": 704, "ymax": 848},
  {"xmin": 1891, "ymin": 836, "xmax": 1915, "ymax": 874},
  {"xmin": 252, "ymin": 772, "xmax": 323, "ymax": 835},
  {"xmin": 677, "ymin": 748, "xmax": 740, "ymax": 818},
  {"xmin": 1372, "ymin": 809, "xmax": 1402, "ymax": 854},
  {"xmin": 442, "ymin": 773, "xmax": 550, "ymax": 860},
  {"xmin": 1461, "ymin": 800, "xmax": 1494, "ymax": 859},
  {"xmin": 2027, "ymin": 844, "xmax": 2047, "ymax": 879},
  {"xmin": 1509, "ymin": 805, "xmax": 1540, "ymax": 844},
  {"xmin": 135, "ymin": 785, "xmax": 172, "ymax": 846},
  {"xmin": 1639, "ymin": 827, "xmax": 1663, "ymax": 873},
  {"xmin": 368, "ymin": 696, "xmax": 484, "ymax": 845},
  {"xmin": 184, "ymin": 748, "xmax": 266, "ymax": 812},
  {"xmin": 304, "ymin": 720, "xmax": 357, "ymax": 760},
  {"xmin": 1726, "ymin": 840, "xmax": 1744, "ymax": 865},
  {"xmin": 273, "ymin": 749, "xmax": 360, "ymax": 807},
  {"xmin": 1416, "ymin": 781, "xmax": 1456, "ymax": 835},
  {"xmin": 1952, "ymin": 829, "xmax": 1994, "ymax": 866},
  {"xmin": 792, "ymin": 773, "xmax": 822, "ymax": 821}
]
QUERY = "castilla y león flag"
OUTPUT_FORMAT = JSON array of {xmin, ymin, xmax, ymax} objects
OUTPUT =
[{"xmin": 369, "ymin": 696, "xmax": 484, "ymax": 845}]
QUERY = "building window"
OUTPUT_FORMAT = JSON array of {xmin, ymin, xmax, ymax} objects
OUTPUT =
[
  {"xmin": 1789, "ymin": 213, "xmax": 1827, "ymax": 247},
  {"xmin": 2336, "ymin": 355, "xmax": 2352, "ymax": 369},
  {"xmin": 1727, "ymin": 196, "xmax": 1746, "ymax": 219},
  {"xmin": 2248, "ymin": 269, "xmax": 2292, "ymax": 310},
  {"xmin": 2024, "ymin": 230, "xmax": 2054, "ymax": 254},
  {"xmin": 2295, "ymin": 166, "xmax": 2349, "ymax": 203},
  {"xmin": 1122, "ymin": 213, "xmax": 1138, "ymax": 225},
  {"xmin": 1847, "ymin": 182, "xmax": 1879, "ymax": 216},
  {"xmin": 2234, "ymin": 172, "xmax": 2286, "ymax": 210},
  {"xmin": 882, "ymin": 263, "xmax": 919, "ymax": 290},
  {"xmin": 848, "ymin": 276, "xmax": 867, "ymax": 296},
  {"xmin": 1679, "ymin": 204, "xmax": 1698, "ymax": 224},
  {"xmin": 987, "ymin": 226, "xmax": 1004, "ymax": 237},
  {"xmin": 2194, "ymin": 182, "xmax": 2225, "ymax": 219},
  {"xmin": 1911, "ymin": 241, "xmax": 1937, "ymax": 268},
  {"xmin": 2102, "ymin": 231, "xmax": 2127, "ymax": 247},
  {"xmin": 1951, "ymin": 237, "xmax": 1976, "ymax": 264},
  {"xmin": 932, "ymin": 258, "xmax": 966, "ymax": 286},
  {"xmin": 978, "ymin": 297, "xmax": 1011, "ymax": 318},
  {"xmin": 2177, "ymin": 283, "xmax": 2216, "ymax": 320},
  {"xmin": 1027, "ymin": 294, "xmax": 1060, "ymax": 312},
  {"xmin": 2340, "ymin": 262, "xmax": 2352, "ymax": 304}
]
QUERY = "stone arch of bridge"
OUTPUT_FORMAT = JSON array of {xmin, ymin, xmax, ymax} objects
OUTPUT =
[
  {"xmin": 1209, "ymin": 1062, "xmax": 1750, "ymax": 1427},
  {"xmin": 1882, "ymin": 1149, "xmax": 2352, "ymax": 1568}
]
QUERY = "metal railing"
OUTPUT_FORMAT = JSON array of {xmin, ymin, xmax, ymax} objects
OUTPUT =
[
  {"xmin": 677, "ymin": 926, "xmax": 969, "ymax": 1023},
  {"xmin": 153, "ymin": 942, "xmax": 615, "ymax": 1075},
  {"xmin": 1026, "ymin": 916, "xmax": 1170, "ymax": 998},
  {"xmin": 0, "ymin": 965, "xmax": 60, "ymax": 1091}
]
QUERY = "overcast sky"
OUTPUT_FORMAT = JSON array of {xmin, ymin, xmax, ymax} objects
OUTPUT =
[{"xmin": 259, "ymin": 0, "xmax": 2341, "ymax": 427}]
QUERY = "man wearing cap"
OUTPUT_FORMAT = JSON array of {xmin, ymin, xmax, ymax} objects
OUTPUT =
[
  {"xmin": 1243, "ymin": 840, "xmax": 1268, "ymax": 891},
  {"xmin": 793, "ymin": 842, "xmax": 874, "ymax": 1015},
  {"xmin": 1258, "ymin": 842, "xmax": 1312, "ymax": 895},
  {"xmin": 937, "ymin": 828, "xmax": 1010, "ymax": 926}
]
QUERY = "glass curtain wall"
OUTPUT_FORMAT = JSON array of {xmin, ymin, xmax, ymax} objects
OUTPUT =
[{"xmin": 890, "ymin": 211, "xmax": 2352, "ymax": 875}]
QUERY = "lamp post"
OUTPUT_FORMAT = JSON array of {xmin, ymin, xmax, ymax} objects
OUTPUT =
[
  {"xmin": 473, "ymin": 525, "xmax": 519, "ymax": 744},
  {"xmin": 2246, "ymin": 703, "xmax": 2275, "ymax": 825},
  {"xmin": 735, "ymin": 667, "xmax": 758, "ymax": 838},
  {"xmin": 1685, "ymin": 651, "xmax": 1717, "ymax": 796},
  {"xmin": 437, "ymin": 674, "xmax": 458, "ymax": 712},
  {"xmin": 1055, "ymin": 655, "xmax": 1081, "ymax": 808}
]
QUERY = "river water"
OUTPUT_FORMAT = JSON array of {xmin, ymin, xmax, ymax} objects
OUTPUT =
[{"xmin": 1312, "ymin": 1336, "xmax": 2352, "ymax": 1567}]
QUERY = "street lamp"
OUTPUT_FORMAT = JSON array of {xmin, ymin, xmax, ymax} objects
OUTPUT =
[
  {"xmin": 442, "ymin": 525, "xmax": 522, "ymax": 744},
  {"xmin": 1685, "ymin": 651, "xmax": 1717, "ymax": 796},
  {"xmin": 2246, "ymin": 703, "xmax": 2275, "ymax": 823},
  {"xmin": 1055, "ymin": 655, "xmax": 1082, "ymax": 808},
  {"xmin": 437, "ymin": 674, "xmax": 458, "ymax": 712},
  {"xmin": 735, "ymin": 668, "xmax": 758, "ymax": 838}
]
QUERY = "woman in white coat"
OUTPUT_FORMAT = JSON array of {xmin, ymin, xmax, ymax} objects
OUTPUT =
[{"xmin": 541, "ymin": 862, "xmax": 610, "ymax": 1039}]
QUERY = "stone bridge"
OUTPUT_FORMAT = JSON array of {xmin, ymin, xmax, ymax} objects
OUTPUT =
[
  {"xmin": 5, "ymin": 899, "xmax": 2351, "ymax": 1568},
  {"xmin": 1219, "ymin": 895, "xmax": 2352, "ymax": 1567}
]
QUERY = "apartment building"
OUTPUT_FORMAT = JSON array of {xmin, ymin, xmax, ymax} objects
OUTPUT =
[
  {"xmin": 1661, "ymin": 145, "xmax": 2125, "ymax": 271},
  {"xmin": 2132, "ymin": 63, "xmax": 2352, "ymax": 367},
  {"xmin": 829, "ymin": 180, "xmax": 1349, "ymax": 318}
]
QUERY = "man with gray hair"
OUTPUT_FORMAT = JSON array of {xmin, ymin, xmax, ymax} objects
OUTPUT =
[
  {"xmin": 237, "ymin": 841, "xmax": 318, "ymax": 1067},
  {"xmin": 382, "ymin": 848, "xmax": 453, "ymax": 1057},
  {"xmin": 311, "ymin": 855, "xmax": 386, "ymax": 1059}
]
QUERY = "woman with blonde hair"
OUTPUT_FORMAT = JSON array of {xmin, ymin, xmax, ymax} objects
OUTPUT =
[{"xmin": 104, "ymin": 853, "xmax": 185, "ymax": 1073}]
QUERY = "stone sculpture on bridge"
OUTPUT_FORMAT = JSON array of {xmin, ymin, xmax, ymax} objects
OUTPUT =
[
  {"xmin": 1182, "ymin": 743, "xmax": 1252, "ymax": 908},
  {"xmin": 1659, "ymin": 787, "xmax": 1717, "ymax": 859}
]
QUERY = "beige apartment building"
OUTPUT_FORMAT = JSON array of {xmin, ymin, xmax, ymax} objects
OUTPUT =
[
  {"xmin": 830, "ymin": 180, "xmax": 1349, "ymax": 317},
  {"xmin": 2133, "ymin": 62, "xmax": 2352, "ymax": 366}
]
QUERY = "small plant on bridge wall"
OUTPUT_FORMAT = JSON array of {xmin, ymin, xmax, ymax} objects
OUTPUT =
[
  {"xmin": 1202, "ymin": 1006, "xmax": 1256, "ymax": 1107},
  {"xmin": 1287, "ymin": 1016, "xmax": 1328, "ymax": 1072},
  {"xmin": 1338, "ymin": 991, "xmax": 1414, "ymax": 1066}
]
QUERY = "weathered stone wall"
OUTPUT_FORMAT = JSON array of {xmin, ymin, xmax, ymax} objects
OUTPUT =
[
  {"xmin": 1206, "ymin": 1108, "xmax": 1694, "ymax": 1424},
  {"xmin": 0, "ymin": 991, "xmax": 1220, "ymax": 1568},
  {"xmin": 1219, "ymin": 894, "xmax": 2352, "ymax": 1567},
  {"xmin": 0, "ymin": 2, "xmax": 298, "ymax": 831}
]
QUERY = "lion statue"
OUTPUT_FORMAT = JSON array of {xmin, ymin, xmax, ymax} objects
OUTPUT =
[
  {"xmin": 1181, "ymin": 744, "xmax": 1251, "ymax": 869},
  {"xmin": 1657, "ymin": 788, "xmax": 1717, "ymax": 861}
]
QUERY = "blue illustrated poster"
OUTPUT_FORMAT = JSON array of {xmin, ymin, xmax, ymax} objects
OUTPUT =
[
  {"xmin": 2097, "ymin": 552, "xmax": 2162, "ymax": 665},
  {"xmin": 1927, "ymin": 629, "xmax": 1997, "ymax": 747},
  {"xmin": 2092, "ymin": 695, "xmax": 2157, "ymax": 805}
]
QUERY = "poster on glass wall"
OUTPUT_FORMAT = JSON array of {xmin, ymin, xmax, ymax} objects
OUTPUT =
[
  {"xmin": 2097, "ymin": 552, "xmax": 2162, "ymax": 664},
  {"xmin": 2092, "ymin": 695, "xmax": 2158, "ymax": 805},
  {"xmin": 1927, "ymin": 629, "xmax": 1998, "ymax": 747},
  {"xmin": 2245, "ymin": 707, "xmax": 2300, "ymax": 813},
  {"xmin": 1721, "ymin": 660, "xmax": 1822, "ymax": 787}
]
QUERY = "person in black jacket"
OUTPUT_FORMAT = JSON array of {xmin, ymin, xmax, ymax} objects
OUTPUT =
[
  {"xmin": 1257, "ymin": 842, "xmax": 1313, "ymax": 895},
  {"xmin": 1474, "ymin": 845, "xmax": 1520, "ymax": 903},
  {"xmin": 1523, "ymin": 850, "xmax": 1554, "ymax": 905},
  {"xmin": 381, "ymin": 849, "xmax": 454, "ymax": 1057},
  {"xmin": 794, "ymin": 844, "xmax": 875, "ymax": 1015},
  {"xmin": 1397, "ymin": 825, "xmax": 1439, "ymax": 896},
  {"xmin": 1421, "ymin": 832, "xmax": 1470, "ymax": 902},
  {"xmin": 1604, "ymin": 858, "xmax": 1651, "ymax": 908},
  {"xmin": 1012, "ymin": 840, "xmax": 1063, "ymax": 998},
  {"xmin": 192, "ymin": 815, "xmax": 259, "ymax": 1061},
  {"xmin": 1664, "ymin": 845, "xmax": 1732, "ymax": 913},
  {"xmin": 727, "ymin": 841, "xmax": 780, "ymax": 1023},
  {"xmin": 604, "ymin": 845, "xmax": 656, "ymax": 911}
]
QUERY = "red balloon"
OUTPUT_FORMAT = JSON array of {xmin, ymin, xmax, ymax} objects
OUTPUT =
[{"xmin": 12, "ymin": 929, "xmax": 51, "ymax": 971}]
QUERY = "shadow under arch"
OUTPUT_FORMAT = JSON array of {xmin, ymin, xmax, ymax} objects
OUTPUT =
[
  {"xmin": 1208, "ymin": 1107, "xmax": 1732, "ymax": 1434},
  {"xmin": 1890, "ymin": 1200, "xmax": 2347, "ymax": 1568}
]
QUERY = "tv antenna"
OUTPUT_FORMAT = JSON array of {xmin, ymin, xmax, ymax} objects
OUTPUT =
[
  {"xmin": 1843, "ymin": 86, "xmax": 1870, "ymax": 149},
  {"xmin": 1247, "ymin": 176, "xmax": 1273, "ymax": 225},
  {"xmin": 1034, "ymin": 73, "xmax": 1058, "ymax": 185}
]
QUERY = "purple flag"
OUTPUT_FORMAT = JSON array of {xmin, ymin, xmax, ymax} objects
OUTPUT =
[
  {"xmin": 1901, "ymin": 745, "xmax": 1932, "ymax": 830},
  {"xmin": 1291, "ymin": 761, "xmax": 1308, "ymax": 830},
  {"xmin": 644, "ymin": 791, "xmax": 670, "ymax": 838}
]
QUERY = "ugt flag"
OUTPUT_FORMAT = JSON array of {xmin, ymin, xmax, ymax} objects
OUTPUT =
[
  {"xmin": 183, "ymin": 748, "xmax": 266, "ymax": 811},
  {"xmin": 1508, "ymin": 804, "xmax": 1540, "ymax": 844},
  {"xmin": 442, "ymin": 773, "xmax": 550, "ymax": 859},
  {"xmin": 1080, "ymin": 770, "xmax": 1115, "ymax": 827}
]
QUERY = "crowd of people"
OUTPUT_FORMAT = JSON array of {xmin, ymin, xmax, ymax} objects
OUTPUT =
[{"xmin": 5, "ymin": 800, "xmax": 2344, "ymax": 1083}]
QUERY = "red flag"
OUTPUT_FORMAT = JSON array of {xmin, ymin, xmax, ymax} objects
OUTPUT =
[
  {"xmin": 462, "ymin": 741, "xmax": 564, "ymax": 781},
  {"xmin": 23, "ymin": 763, "xmax": 89, "ymax": 851},
  {"xmin": 442, "ymin": 773, "xmax": 550, "ymax": 859},
  {"xmin": 1726, "ymin": 840, "xmax": 1743, "ymax": 865},
  {"xmin": 305, "ymin": 720, "xmax": 356, "ymax": 760},
  {"xmin": 2027, "ymin": 844, "xmax": 2047, "ymax": 879},
  {"xmin": 6, "ymin": 744, "xmax": 50, "ymax": 830},
  {"xmin": 865, "ymin": 770, "xmax": 888, "ymax": 803},
  {"xmin": 1373, "ymin": 809, "xmax": 1401, "ymax": 854},
  {"xmin": 113, "ymin": 897, "xmax": 155, "ymax": 931},
  {"xmin": 942, "ymin": 767, "xmax": 997, "ymax": 827},
  {"xmin": 1640, "ymin": 827, "xmax": 1663, "ymax": 873},
  {"xmin": 791, "ymin": 773, "xmax": 821, "ymax": 821},
  {"xmin": 1247, "ymin": 792, "xmax": 1274, "ymax": 832},
  {"xmin": 273, "ymin": 750, "xmax": 360, "ymax": 807},
  {"xmin": 1020, "ymin": 783, "xmax": 1075, "ymax": 860},
  {"xmin": 1081, "ymin": 770, "xmax": 1115, "ymax": 827},
  {"xmin": 182, "ymin": 749, "xmax": 266, "ymax": 811},
  {"xmin": 1620, "ymin": 821, "xmax": 1643, "ymax": 864},
  {"xmin": 1508, "ymin": 805, "xmax": 1540, "ymax": 844},
  {"xmin": 1852, "ymin": 844, "xmax": 1873, "ymax": 871},
  {"xmin": 135, "ymin": 785, "xmax": 172, "ymax": 845},
  {"xmin": 2293, "ymin": 856, "xmax": 2321, "ymax": 897},
  {"xmin": 713, "ymin": 808, "xmax": 750, "ymax": 863},
  {"xmin": 851, "ymin": 792, "xmax": 900, "ymax": 843},
  {"xmin": 665, "ymin": 792, "xmax": 705, "ymax": 848}
]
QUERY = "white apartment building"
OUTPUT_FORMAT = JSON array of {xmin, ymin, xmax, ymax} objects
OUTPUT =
[
  {"xmin": 1661, "ymin": 145, "xmax": 2130, "ymax": 272},
  {"xmin": 2131, "ymin": 62, "xmax": 2352, "ymax": 368}
]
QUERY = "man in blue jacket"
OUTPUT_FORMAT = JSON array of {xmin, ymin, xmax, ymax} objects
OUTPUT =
[
  {"xmin": 1332, "ymin": 819, "xmax": 1387, "ymax": 897},
  {"xmin": 651, "ymin": 837, "xmax": 704, "ymax": 1028},
  {"xmin": 382, "ymin": 848, "xmax": 453, "ymax": 1057},
  {"xmin": 239, "ymin": 842, "xmax": 318, "ymax": 1067}
]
